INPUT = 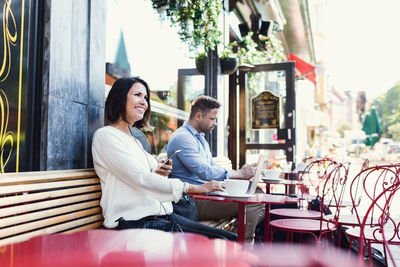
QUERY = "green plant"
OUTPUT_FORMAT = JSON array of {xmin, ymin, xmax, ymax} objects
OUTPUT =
[
  {"xmin": 236, "ymin": 32, "xmax": 264, "ymax": 65},
  {"xmin": 195, "ymin": 52, "xmax": 206, "ymax": 63},
  {"xmin": 220, "ymin": 41, "xmax": 238, "ymax": 60},
  {"xmin": 151, "ymin": 0, "xmax": 222, "ymax": 52},
  {"xmin": 231, "ymin": 32, "xmax": 285, "ymax": 65},
  {"xmin": 259, "ymin": 35, "xmax": 286, "ymax": 63},
  {"xmin": 228, "ymin": 32, "xmax": 285, "ymax": 95}
]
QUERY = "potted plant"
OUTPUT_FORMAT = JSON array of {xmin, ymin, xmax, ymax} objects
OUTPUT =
[
  {"xmin": 150, "ymin": 0, "xmax": 222, "ymax": 52},
  {"xmin": 220, "ymin": 41, "xmax": 239, "ymax": 75},
  {"xmin": 232, "ymin": 32, "xmax": 285, "ymax": 94},
  {"xmin": 151, "ymin": 0, "xmax": 223, "ymax": 75},
  {"xmin": 195, "ymin": 52, "xmax": 207, "ymax": 75}
]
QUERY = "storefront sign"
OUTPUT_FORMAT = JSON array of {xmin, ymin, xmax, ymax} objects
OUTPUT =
[
  {"xmin": 252, "ymin": 90, "xmax": 279, "ymax": 129},
  {"xmin": 0, "ymin": 0, "xmax": 31, "ymax": 172}
]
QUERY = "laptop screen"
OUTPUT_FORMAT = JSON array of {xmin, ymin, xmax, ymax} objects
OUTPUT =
[{"xmin": 247, "ymin": 154, "xmax": 266, "ymax": 194}]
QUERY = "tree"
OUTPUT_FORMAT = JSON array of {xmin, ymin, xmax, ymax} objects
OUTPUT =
[
  {"xmin": 371, "ymin": 82, "xmax": 400, "ymax": 138},
  {"xmin": 388, "ymin": 123, "xmax": 400, "ymax": 141}
]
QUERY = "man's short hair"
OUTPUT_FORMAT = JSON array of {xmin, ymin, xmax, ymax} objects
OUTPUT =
[{"xmin": 189, "ymin": 95, "xmax": 221, "ymax": 119}]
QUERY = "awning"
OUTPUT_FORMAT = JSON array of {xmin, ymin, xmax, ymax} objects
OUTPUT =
[{"xmin": 286, "ymin": 53, "xmax": 316, "ymax": 84}]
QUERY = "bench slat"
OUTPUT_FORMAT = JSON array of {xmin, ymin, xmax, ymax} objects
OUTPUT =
[
  {"xmin": 0, "ymin": 169, "xmax": 97, "ymax": 185},
  {"xmin": 0, "ymin": 200, "xmax": 100, "ymax": 228},
  {"xmin": 0, "ymin": 207, "xmax": 102, "ymax": 238},
  {"xmin": 0, "ymin": 214, "xmax": 103, "ymax": 246},
  {"xmin": 0, "ymin": 192, "xmax": 101, "ymax": 218},
  {"xmin": 0, "ymin": 169, "xmax": 95, "ymax": 178},
  {"xmin": 0, "ymin": 178, "xmax": 99, "ymax": 195},
  {"xmin": 63, "ymin": 221, "xmax": 104, "ymax": 234},
  {"xmin": 0, "ymin": 169, "xmax": 105, "ymax": 246},
  {"xmin": 0, "ymin": 185, "xmax": 101, "ymax": 207}
]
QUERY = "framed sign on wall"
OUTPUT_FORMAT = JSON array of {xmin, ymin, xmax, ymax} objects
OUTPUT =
[{"xmin": 251, "ymin": 90, "xmax": 280, "ymax": 129}]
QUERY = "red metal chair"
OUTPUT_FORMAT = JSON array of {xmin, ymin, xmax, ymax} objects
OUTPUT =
[
  {"xmin": 270, "ymin": 158, "xmax": 344, "ymax": 220},
  {"xmin": 270, "ymin": 161, "xmax": 350, "ymax": 245},
  {"xmin": 345, "ymin": 164, "xmax": 400, "ymax": 267},
  {"xmin": 381, "ymin": 189, "xmax": 400, "ymax": 267},
  {"xmin": 335, "ymin": 159, "xmax": 370, "ymax": 248}
]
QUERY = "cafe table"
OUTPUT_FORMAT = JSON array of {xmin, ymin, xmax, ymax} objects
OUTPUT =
[
  {"xmin": 249, "ymin": 243, "xmax": 361, "ymax": 267},
  {"xmin": 0, "ymin": 228, "xmax": 255, "ymax": 267},
  {"xmin": 191, "ymin": 193, "xmax": 297, "ymax": 242},
  {"xmin": 0, "ymin": 229, "xmax": 361, "ymax": 267},
  {"xmin": 0, "ymin": 229, "xmax": 360, "ymax": 267}
]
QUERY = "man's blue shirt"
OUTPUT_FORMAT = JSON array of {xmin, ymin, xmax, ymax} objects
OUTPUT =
[{"xmin": 167, "ymin": 122, "xmax": 227, "ymax": 185}]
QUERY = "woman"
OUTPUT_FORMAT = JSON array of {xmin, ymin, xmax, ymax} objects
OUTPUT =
[{"xmin": 92, "ymin": 77, "xmax": 236, "ymax": 240}]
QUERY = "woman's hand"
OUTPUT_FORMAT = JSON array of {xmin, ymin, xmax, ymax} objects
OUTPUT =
[
  {"xmin": 188, "ymin": 180, "xmax": 223, "ymax": 194},
  {"xmin": 154, "ymin": 159, "xmax": 173, "ymax": 177}
]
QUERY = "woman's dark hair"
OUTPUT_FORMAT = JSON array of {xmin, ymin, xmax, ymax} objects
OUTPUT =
[{"xmin": 105, "ymin": 77, "xmax": 151, "ymax": 129}]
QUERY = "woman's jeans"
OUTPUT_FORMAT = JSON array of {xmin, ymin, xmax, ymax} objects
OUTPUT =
[{"xmin": 115, "ymin": 212, "xmax": 237, "ymax": 241}]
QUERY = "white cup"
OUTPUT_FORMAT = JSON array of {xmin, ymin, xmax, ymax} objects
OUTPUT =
[{"xmin": 222, "ymin": 179, "xmax": 249, "ymax": 195}]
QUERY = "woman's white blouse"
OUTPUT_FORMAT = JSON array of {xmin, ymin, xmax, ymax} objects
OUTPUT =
[{"xmin": 92, "ymin": 126, "xmax": 184, "ymax": 228}]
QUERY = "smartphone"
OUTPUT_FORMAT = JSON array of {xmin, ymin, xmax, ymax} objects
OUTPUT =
[{"xmin": 166, "ymin": 150, "xmax": 181, "ymax": 163}]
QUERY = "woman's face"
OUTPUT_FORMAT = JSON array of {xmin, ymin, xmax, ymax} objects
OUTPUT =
[{"xmin": 125, "ymin": 82, "xmax": 148, "ymax": 124}]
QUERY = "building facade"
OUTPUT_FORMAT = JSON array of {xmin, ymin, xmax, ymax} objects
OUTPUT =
[{"xmin": 1, "ymin": 0, "xmax": 324, "ymax": 173}]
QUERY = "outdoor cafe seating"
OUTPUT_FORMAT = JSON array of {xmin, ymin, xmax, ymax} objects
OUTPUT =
[
  {"xmin": 2, "ymin": 159, "xmax": 399, "ymax": 266},
  {"xmin": 345, "ymin": 164, "xmax": 400, "ymax": 267},
  {"xmin": 269, "ymin": 160, "xmax": 350, "ymax": 245},
  {"xmin": 333, "ymin": 159, "xmax": 370, "ymax": 248},
  {"xmin": 269, "ymin": 158, "xmax": 344, "ymax": 217}
]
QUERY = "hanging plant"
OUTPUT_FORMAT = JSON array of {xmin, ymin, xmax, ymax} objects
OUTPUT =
[
  {"xmin": 229, "ymin": 32, "xmax": 285, "ymax": 66},
  {"xmin": 195, "ymin": 52, "xmax": 207, "ymax": 74},
  {"xmin": 224, "ymin": 32, "xmax": 285, "ymax": 93},
  {"xmin": 150, "ymin": 0, "xmax": 223, "ymax": 53},
  {"xmin": 258, "ymin": 35, "xmax": 286, "ymax": 63},
  {"xmin": 220, "ymin": 41, "xmax": 239, "ymax": 75}
]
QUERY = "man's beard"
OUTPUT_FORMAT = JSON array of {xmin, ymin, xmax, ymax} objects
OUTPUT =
[{"xmin": 204, "ymin": 125, "xmax": 215, "ymax": 133}]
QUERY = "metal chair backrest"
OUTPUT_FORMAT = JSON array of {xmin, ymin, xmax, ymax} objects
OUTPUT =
[
  {"xmin": 349, "ymin": 159, "xmax": 370, "ymax": 214},
  {"xmin": 358, "ymin": 175, "xmax": 400, "ymax": 266},
  {"xmin": 299, "ymin": 158, "xmax": 341, "ymax": 197},
  {"xmin": 350, "ymin": 164, "xmax": 400, "ymax": 227},
  {"xmin": 320, "ymin": 162, "xmax": 351, "ymax": 230}
]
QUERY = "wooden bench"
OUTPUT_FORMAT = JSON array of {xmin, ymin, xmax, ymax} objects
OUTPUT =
[
  {"xmin": 0, "ymin": 169, "xmax": 103, "ymax": 246},
  {"xmin": 0, "ymin": 166, "xmax": 236, "ymax": 246}
]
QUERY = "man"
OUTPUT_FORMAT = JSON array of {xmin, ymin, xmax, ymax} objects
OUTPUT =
[{"xmin": 167, "ymin": 95, "xmax": 265, "ymax": 241}]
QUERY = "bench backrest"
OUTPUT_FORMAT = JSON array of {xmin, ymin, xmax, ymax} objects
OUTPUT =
[{"xmin": 0, "ymin": 169, "xmax": 103, "ymax": 246}]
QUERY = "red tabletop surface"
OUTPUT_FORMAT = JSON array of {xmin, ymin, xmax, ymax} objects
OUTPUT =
[
  {"xmin": 191, "ymin": 193, "xmax": 297, "ymax": 204},
  {"xmin": 0, "ymin": 229, "xmax": 360, "ymax": 267},
  {"xmin": 0, "ymin": 229, "xmax": 255, "ymax": 267},
  {"xmin": 270, "ymin": 208, "xmax": 321, "ymax": 219},
  {"xmin": 250, "ymin": 243, "xmax": 360, "ymax": 267}
]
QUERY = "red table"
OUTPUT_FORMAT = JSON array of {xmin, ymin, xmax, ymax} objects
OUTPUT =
[
  {"xmin": 0, "ymin": 229, "xmax": 254, "ymax": 267},
  {"xmin": 0, "ymin": 229, "xmax": 361, "ymax": 267},
  {"xmin": 191, "ymin": 193, "xmax": 297, "ymax": 242},
  {"xmin": 250, "ymin": 243, "xmax": 361, "ymax": 267}
]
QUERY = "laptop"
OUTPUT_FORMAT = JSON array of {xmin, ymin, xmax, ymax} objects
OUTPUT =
[
  {"xmin": 247, "ymin": 154, "xmax": 266, "ymax": 194},
  {"xmin": 208, "ymin": 154, "xmax": 266, "ymax": 196}
]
